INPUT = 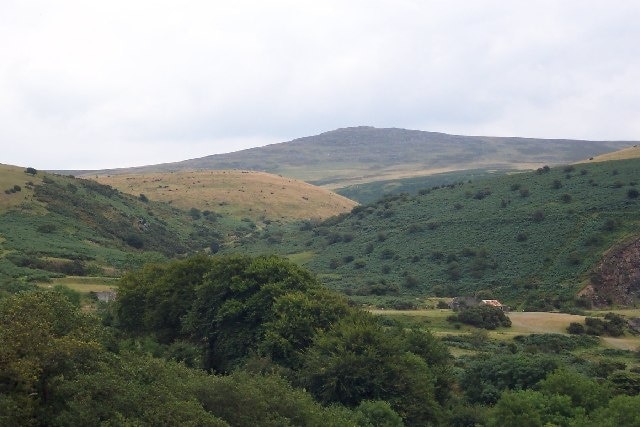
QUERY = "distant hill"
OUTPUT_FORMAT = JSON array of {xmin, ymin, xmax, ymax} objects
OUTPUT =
[
  {"xmin": 94, "ymin": 170, "xmax": 357, "ymax": 222},
  {"xmin": 72, "ymin": 127, "xmax": 636, "ymax": 189},
  {"xmin": 577, "ymin": 144, "xmax": 640, "ymax": 163},
  {"xmin": 231, "ymin": 157, "xmax": 640, "ymax": 309}
]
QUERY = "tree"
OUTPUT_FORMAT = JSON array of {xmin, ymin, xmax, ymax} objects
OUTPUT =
[
  {"xmin": 489, "ymin": 390, "xmax": 580, "ymax": 427},
  {"xmin": 538, "ymin": 369, "xmax": 611, "ymax": 412},
  {"xmin": 300, "ymin": 312, "xmax": 446, "ymax": 425},
  {"xmin": 182, "ymin": 255, "xmax": 349, "ymax": 372},
  {"xmin": 460, "ymin": 353, "xmax": 559, "ymax": 404},
  {"xmin": 0, "ymin": 290, "xmax": 105, "ymax": 424},
  {"xmin": 25, "ymin": 167, "xmax": 37, "ymax": 175}
]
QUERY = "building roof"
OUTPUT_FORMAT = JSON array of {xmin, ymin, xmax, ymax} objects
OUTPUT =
[{"xmin": 481, "ymin": 299, "xmax": 503, "ymax": 307}]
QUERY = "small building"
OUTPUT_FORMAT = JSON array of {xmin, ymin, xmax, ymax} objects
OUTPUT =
[
  {"xmin": 450, "ymin": 297, "xmax": 510, "ymax": 312},
  {"xmin": 481, "ymin": 299, "xmax": 509, "ymax": 312}
]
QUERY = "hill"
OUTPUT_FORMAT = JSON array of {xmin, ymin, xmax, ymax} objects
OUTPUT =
[
  {"xmin": 231, "ymin": 158, "xmax": 640, "ymax": 309},
  {"xmin": 578, "ymin": 144, "xmax": 640, "ymax": 163},
  {"xmin": 93, "ymin": 170, "xmax": 357, "ymax": 222},
  {"xmin": 335, "ymin": 168, "xmax": 516, "ymax": 204},
  {"xmin": 0, "ymin": 165, "xmax": 248, "ymax": 287},
  {"xmin": 71, "ymin": 127, "xmax": 635, "ymax": 189}
]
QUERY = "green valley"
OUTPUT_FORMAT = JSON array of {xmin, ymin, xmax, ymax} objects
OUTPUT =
[{"xmin": 231, "ymin": 158, "xmax": 640, "ymax": 310}]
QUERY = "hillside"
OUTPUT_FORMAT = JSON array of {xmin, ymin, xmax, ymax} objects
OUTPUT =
[
  {"xmin": 578, "ymin": 144, "xmax": 640, "ymax": 163},
  {"xmin": 0, "ymin": 165, "xmax": 249, "ymax": 287},
  {"xmin": 335, "ymin": 168, "xmax": 516, "ymax": 204},
  {"xmin": 72, "ymin": 127, "xmax": 635, "ymax": 189},
  {"xmin": 232, "ymin": 158, "xmax": 640, "ymax": 309},
  {"xmin": 93, "ymin": 170, "xmax": 357, "ymax": 222}
]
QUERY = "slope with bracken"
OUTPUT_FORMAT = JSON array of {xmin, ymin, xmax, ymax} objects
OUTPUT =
[
  {"xmin": 0, "ymin": 164, "xmax": 249, "ymax": 288},
  {"xmin": 231, "ymin": 157, "xmax": 640, "ymax": 310}
]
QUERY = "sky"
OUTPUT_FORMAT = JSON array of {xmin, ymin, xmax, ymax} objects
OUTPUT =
[{"xmin": 1, "ymin": 1, "xmax": 639, "ymax": 170}]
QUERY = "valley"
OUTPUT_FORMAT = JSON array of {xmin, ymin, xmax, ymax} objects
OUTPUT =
[{"xmin": 3, "ymin": 129, "xmax": 640, "ymax": 426}]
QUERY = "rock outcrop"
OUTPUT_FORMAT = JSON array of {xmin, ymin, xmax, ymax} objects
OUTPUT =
[{"xmin": 579, "ymin": 237, "xmax": 640, "ymax": 306}]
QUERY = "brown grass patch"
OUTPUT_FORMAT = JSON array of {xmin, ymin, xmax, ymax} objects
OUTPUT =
[
  {"xmin": 0, "ymin": 163, "xmax": 44, "ymax": 212},
  {"xmin": 577, "ymin": 145, "xmax": 640, "ymax": 164},
  {"xmin": 93, "ymin": 170, "xmax": 357, "ymax": 221}
]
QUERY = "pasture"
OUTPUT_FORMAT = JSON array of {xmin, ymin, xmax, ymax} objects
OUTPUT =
[{"xmin": 372, "ymin": 308, "xmax": 640, "ymax": 351}]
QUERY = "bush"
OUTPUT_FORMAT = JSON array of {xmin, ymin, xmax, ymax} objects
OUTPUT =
[
  {"xmin": 628, "ymin": 188, "xmax": 639, "ymax": 199},
  {"xmin": 567, "ymin": 322, "xmax": 585, "ymax": 334},
  {"xmin": 531, "ymin": 210, "xmax": 545, "ymax": 222},
  {"xmin": 24, "ymin": 167, "xmax": 37, "ymax": 175},
  {"xmin": 560, "ymin": 193, "xmax": 572, "ymax": 203},
  {"xmin": 449, "ymin": 305, "xmax": 511, "ymax": 330}
]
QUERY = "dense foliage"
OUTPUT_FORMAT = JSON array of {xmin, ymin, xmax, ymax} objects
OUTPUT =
[{"xmin": 2, "ymin": 256, "xmax": 640, "ymax": 425}]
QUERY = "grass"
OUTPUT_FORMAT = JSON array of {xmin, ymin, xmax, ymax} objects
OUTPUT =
[
  {"xmin": 93, "ymin": 170, "xmax": 357, "ymax": 222},
  {"xmin": 0, "ymin": 164, "xmax": 44, "ymax": 211},
  {"xmin": 285, "ymin": 251, "xmax": 316, "ymax": 265},
  {"xmin": 372, "ymin": 308, "xmax": 640, "ymax": 352},
  {"xmin": 39, "ymin": 276, "xmax": 118, "ymax": 293},
  {"xmin": 578, "ymin": 145, "xmax": 640, "ymax": 163}
]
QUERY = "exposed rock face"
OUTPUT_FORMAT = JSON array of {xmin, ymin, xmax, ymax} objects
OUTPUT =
[{"xmin": 579, "ymin": 237, "xmax": 640, "ymax": 306}]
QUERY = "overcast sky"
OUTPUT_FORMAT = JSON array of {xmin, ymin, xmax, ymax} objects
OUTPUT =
[{"xmin": 2, "ymin": 1, "xmax": 639, "ymax": 169}]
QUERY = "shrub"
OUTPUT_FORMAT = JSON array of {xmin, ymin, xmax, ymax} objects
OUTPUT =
[
  {"xmin": 37, "ymin": 224, "xmax": 57, "ymax": 234},
  {"xmin": 516, "ymin": 232, "xmax": 528, "ymax": 242},
  {"xmin": 551, "ymin": 180, "xmax": 563, "ymax": 189},
  {"xmin": 188, "ymin": 207, "xmax": 201, "ymax": 220},
  {"xmin": 24, "ymin": 167, "xmax": 37, "ymax": 175},
  {"xmin": 531, "ymin": 210, "xmax": 545, "ymax": 222},
  {"xmin": 519, "ymin": 188, "xmax": 530, "ymax": 197},
  {"xmin": 353, "ymin": 259, "xmax": 367, "ymax": 269},
  {"xmin": 567, "ymin": 322, "xmax": 585, "ymax": 334},
  {"xmin": 449, "ymin": 305, "xmax": 511, "ymax": 330},
  {"xmin": 628, "ymin": 188, "xmax": 639, "ymax": 199},
  {"xmin": 560, "ymin": 193, "xmax": 572, "ymax": 203},
  {"xmin": 124, "ymin": 234, "xmax": 144, "ymax": 249},
  {"xmin": 139, "ymin": 194, "xmax": 149, "ymax": 203}
]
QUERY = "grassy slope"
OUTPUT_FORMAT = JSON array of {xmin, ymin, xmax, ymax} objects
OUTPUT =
[
  {"xmin": 0, "ymin": 164, "xmax": 44, "ymax": 212},
  {"xmin": 578, "ymin": 144, "xmax": 640, "ymax": 163},
  {"xmin": 335, "ymin": 168, "xmax": 517, "ymax": 204},
  {"xmin": 93, "ymin": 170, "xmax": 357, "ymax": 222},
  {"xmin": 71, "ymin": 127, "xmax": 636, "ymax": 189},
  {"xmin": 0, "ymin": 166, "xmax": 247, "ymax": 285},
  {"xmin": 232, "ymin": 158, "xmax": 640, "ymax": 308}
]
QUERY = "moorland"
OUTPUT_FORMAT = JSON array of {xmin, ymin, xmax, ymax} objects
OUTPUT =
[{"xmin": 2, "ymin": 127, "xmax": 640, "ymax": 426}]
